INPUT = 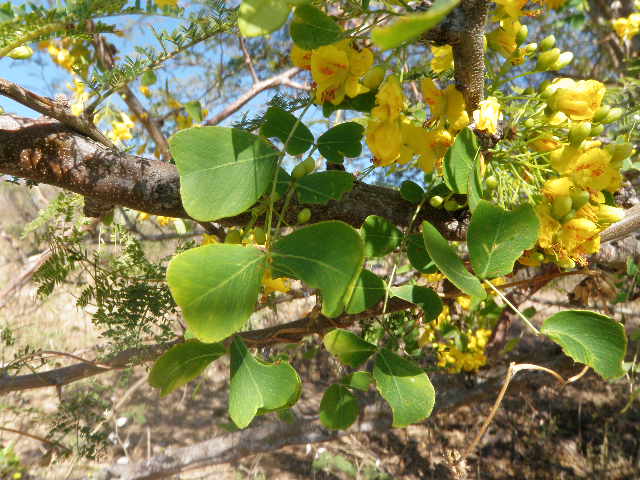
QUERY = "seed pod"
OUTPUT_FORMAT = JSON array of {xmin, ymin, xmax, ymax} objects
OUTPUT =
[{"xmin": 297, "ymin": 208, "xmax": 311, "ymax": 224}]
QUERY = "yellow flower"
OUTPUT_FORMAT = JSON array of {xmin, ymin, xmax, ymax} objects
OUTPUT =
[
  {"xmin": 67, "ymin": 77, "xmax": 89, "ymax": 117},
  {"xmin": 139, "ymin": 85, "xmax": 152, "ymax": 98},
  {"xmin": 539, "ymin": 0, "xmax": 566, "ymax": 9},
  {"xmin": 202, "ymin": 234, "xmax": 219, "ymax": 245},
  {"xmin": 107, "ymin": 112, "xmax": 135, "ymax": 142},
  {"xmin": 156, "ymin": 216, "xmax": 172, "ymax": 226},
  {"xmin": 138, "ymin": 212, "xmax": 151, "ymax": 221},
  {"xmin": 547, "ymin": 78, "xmax": 606, "ymax": 121},
  {"xmin": 530, "ymin": 135, "xmax": 562, "ymax": 153},
  {"xmin": 543, "ymin": 176, "xmax": 574, "ymax": 199},
  {"xmin": 430, "ymin": 45, "xmax": 454, "ymax": 73},
  {"xmin": 612, "ymin": 13, "xmax": 640, "ymax": 40},
  {"xmin": 535, "ymin": 203, "xmax": 561, "ymax": 250},
  {"xmin": 367, "ymin": 76, "xmax": 405, "ymax": 165},
  {"xmin": 567, "ymin": 148, "xmax": 621, "ymax": 192},
  {"xmin": 156, "ymin": 0, "xmax": 178, "ymax": 7},
  {"xmin": 176, "ymin": 113, "xmax": 193, "ymax": 130},
  {"xmin": 473, "ymin": 96, "xmax": 502, "ymax": 135},
  {"xmin": 418, "ymin": 129, "xmax": 454, "ymax": 172},
  {"xmin": 262, "ymin": 270, "xmax": 290, "ymax": 294},
  {"xmin": 494, "ymin": 0, "xmax": 527, "ymax": 18},
  {"xmin": 457, "ymin": 295, "xmax": 472, "ymax": 310},
  {"xmin": 291, "ymin": 44, "xmax": 312, "ymax": 70},
  {"xmin": 487, "ymin": 19, "xmax": 521, "ymax": 58},
  {"xmin": 421, "ymin": 78, "xmax": 469, "ymax": 132},
  {"xmin": 559, "ymin": 218, "xmax": 599, "ymax": 253}
]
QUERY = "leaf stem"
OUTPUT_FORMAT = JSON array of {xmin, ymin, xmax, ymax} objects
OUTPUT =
[{"xmin": 484, "ymin": 279, "xmax": 540, "ymax": 336}]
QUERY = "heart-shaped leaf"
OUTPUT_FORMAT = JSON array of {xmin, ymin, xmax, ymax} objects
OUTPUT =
[
  {"xmin": 149, "ymin": 340, "xmax": 226, "ymax": 396},
  {"xmin": 170, "ymin": 126, "xmax": 278, "ymax": 221},
  {"xmin": 345, "ymin": 269, "xmax": 386, "ymax": 314},
  {"xmin": 468, "ymin": 201, "xmax": 540, "ymax": 279},
  {"xmin": 443, "ymin": 127, "xmax": 479, "ymax": 194},
  {"xmin": 272, "ymin": 221, "xmax": 364, "ymax": 317},
  {"xmin": 407, "ymin": 233, "xmax": 437, "ymax": 273},
  {"xmin": 317, "ymin": 122, "xmax": 364, "ymax": 163},
  {"xmin": 296, "ymin": 171, "xmax": 354, "ymax": 205},
  {"xmin": 422, "ymin": 221, "xmax": 486, "ymax": 299},
  {"xmin": 340, "ymin": 371, "xmax": 374, "ymax": 391},
  {"xmin": 229, "ymin": 337, "xmax": 301, "ymax": 428},
  {"xmin": 324, "ymin": 329, "xmax": 377, "ymax": 368},
  {"xmin": 373, "ymin": 349, "xmax": 435, "ymax": 427},
  {"xmin": 167, "ymin": 244, "xmax": 266, "ymax": 342},
  {"xmin": 260, "ymin": 106, "xmax": 313, "ymax": 156},
  {"xmin": 371, "ymin": 0, "xmax": 460, "ymax": 50},
  {"xmin": 290, "ymin": 4, "xmax": 343, "ymax": 49},
  {"xmin": 391, "ymin": 285, "xmax": 443, "ymax": 321},
  {"xmin": 319, "ymin": 384, "xmax": 360, "ymax": 430},
  {"xmin": 541, "ymin": 310, "xmax": 627, "ymax": 380},
  {"xmin": 360, "ymin": 215, "xmax": 403, "ymax": 258}
]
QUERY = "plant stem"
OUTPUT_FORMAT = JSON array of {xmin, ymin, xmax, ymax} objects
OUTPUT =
[{"xmin": 484, "ymin": 279, "xmax": 540, "ymax": 336}]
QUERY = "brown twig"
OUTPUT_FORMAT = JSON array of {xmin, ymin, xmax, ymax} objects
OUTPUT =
[
  {"xmin": 0, "ymin": 426, "xmax": 70, "ymax": 452},
  {"xmin": 239, "ymin": 36, "xmax": 259, "ymax": 84}
]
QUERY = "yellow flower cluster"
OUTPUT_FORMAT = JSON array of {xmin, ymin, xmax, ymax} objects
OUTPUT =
[
  {"xmin": 430, "ymin": 45, "xmax": 453, "ymax": 73},
  {"xmin": 612, "ymin": 13, "xmax": 640, "ymax": 40},
  {"xmin": 419, "ymin": 305, "xmax": 492, "ymax": 373},
  {"xmin": 107, "ymin": 112, "xmax": 135, "ymax": 142},
  {"xmin": 39, "ymin": 40, "xmax": 89, "ymax": 76},
  {"xmin": 291, "ymin": 40, "xmax": 373, "ymax": 105},
  {"xmin": 66, "ymin": 77, "xmax": 90, "ymax": 117}
]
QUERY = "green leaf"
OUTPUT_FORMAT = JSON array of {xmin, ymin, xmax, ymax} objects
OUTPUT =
[
  {"xmin": 391, "ymin": 285, "xmax": 442, "ymax": 321},
  {"xmin": 149, "ymin": 340, "xmax": 226, "ymax": 396},
  {"xmin": 421, "ymin": 221, "xmax": 486, "ymax": 299},
  {"xmin": 345, "ymin": 269, "xmax": 386, "ymax": 314},
  {"xmin": 541, "ymin": 310, "xmax": 627, "ymax": 380},
  {"xmin": 360, "ymin": 215, "xmax": 403, "ymax": 258},
  {"xmin": 170, "ymin": 126, "xmax": 278, "ymax": 221},
  {"xmin": 340, "ymin": 371, "xmax": 374, "ymax": 391},
  {"xmin": 229, "ymin": 337, "xmax": 301, "ymax": 428},
  {"xmin": 407, "ymin": 233, "xmax": 437, "ymax": 274},
  {"xmin": 323, "ymin": 328, "xmax": 377, "ymax": 368},
  {"xmin": 322, "ymin": 91, "xmax": 377, "ymax": 116},
  {"xmin": 371, "ymin": 0, "xmax": 460, "ymax": 50},
  {"xmin": 468, "ymin": 201, "xmax": 540, "ymax": 279},
  {"xmin": 468, "ymin": 157, "xmax": 483, "ymax": 212},
  {"xmin": 184, "ymin": 100, "xmax": 204, "ymax": 123},
  {"xmin": 167, "ymin": 244, "xmax": 266, "ymax": 342},
  {"xmin": 273, "ymin": 221, "xmax": 364, "ymax": 317},
  {"xmin": 290, "ymin": 4, "xmax": 343, "ymax": 49},
  {"xmin": 238, "ymin": 0, "xmax": 291, "ymax": 37},
  {"xmin": 319, "ymin": 384, "xmax": 359, "ymax": 430},
  {"xmin": 442, "ymin": 127, "xmax": 479, "ymax": 194},
  {"xmin": 373, "ymin": 349, "xmax": 435, "ymax": 427},
  {"xmin": 317, "ymin": 122, "xmax": 364, "ymax": 163},
  {"xmin": 400, "ymin": 180, "xmax": 424, "ymax": 204},
  {"xmin": 260, "ymin": 106, "xmax": 314, "ymax": 156},
  {"xmin": 296, "ymin": 171, "xmax": 354, "ymax": 205}
]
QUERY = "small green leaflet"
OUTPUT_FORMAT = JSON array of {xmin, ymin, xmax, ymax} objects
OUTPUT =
[
  {"xmin": 443, "ymin": 127, "xmax": 479, "ymax": 195},
  {"xmin": 238, "ymin": 0, "xmax": 291, "ymax": 37},
  {"xmin": 373, "ymin": 349, "xmax": 435, "ymax": 427},
  {"xmin": 400, "ymin": 180, "xmax": 424, "ymax": 204},
  {"xmin": 290, "ymin": 4, "xmax": 343, "ymax": 49},
  {"xmin": 541, "ymin": 310, "xmax": 627, "ymax": 380},
  {"xmin": 149, "ymin": 340, "xmax": 226, "ymax": 396},
  {"xmin": 324, "ymin": 329, "xmax": 376, "ymax": 368},
  {"xmin": 319, "ymin": 384, "xmax": 359, "ymax": 430},
  {"xmin": 229, "ymin": 337, "xmax": 301, "ymax": 428},
  {"xmin": 406, "ymin": 233, "xmax": 436, "ymax": 273},
  {"xmin": 360, "ymin": 215, "xmax": 403, "ymax": 258},
  {"xmin": 345, "ymin": 269, "xmax": 386, "ymax": 314},
  {"xmin": 260, "ymin": 106, "xmax": 313, "ymax": 156},
  {"xmin": 391, "ymin": 285, "xmax": 443, "ymax": 321},
  {"xmin": 296, "ymin": 171, "xmax": 354, "ymax": 205},
  {"xmin": 468, "ymin": 157, "xmax": 483, "ymax": 212},
  {"xmin": 167, "ymin": 244, "xmax": 266, "ymax": 343},
  {"xmin": 317, "ymin": 122, "xmax": 364, "ymax": 163},
  {"xmin": 340, "ymin": 371, "xmax": 374, "ymax": 391},
  {"xmin": 468, "ymin": 201, "xmax": 540, "ymax": 279},
  {"xmin": 272, "ymin": 221, "xmax": 364, "ymax": 317},
  {"xmin": 371, "ymin": 0, "xmax": 460, "ymax": 50},
  {"xmin": 422, "ymin": 221, "xmax": 486, "ymax": 299},
  {"xmin": 170, "ymin": 126, "xmax": 278, "ymax": 221},
  {"xmin": 184, "ymin": 100, "xmax": 204, "ymax": 123}
]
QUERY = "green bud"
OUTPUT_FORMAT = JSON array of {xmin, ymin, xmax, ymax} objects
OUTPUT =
[
  {"xmin": 297, "ymin": 208, "xmax": 311, "ymax": 224},
  {"xmin": 141, "ymin": 70, "xmax": 158, "ymax": 86},
  {"xmin": 536, "ymin": 48, "xmax": 561, "ymax": 72},
  {"xmin": 429, "ymin": 195, "xmax": 444, "ymax": 208},
  {"xmin": 540, "ymin": 35, "xmax": 556, "ymax": 51},
  {"xmin": 605, "ymin": 142, "xmax": 634, "ymax": 162},
  {"xmin": 550, "ymin": 51, "xmax": 573, "ymax": 70},
  {"xmin": 271, "ymin": 191, "xmax": 282, "ymax": 203},
  {"xmin": 292, "ymin": 162, "xmax": 307, "ymax": 179},
  {"xmin": 552, "ymin": 196, "xmax": 573, "ymax": 219},
  {"xmin": 568, "ymin": 121, "xmax": 592, "ymax": 146},
  {"xmin": 253, "ymin": 226, "xmax": 267, "ymax": 245},
  {"xmin": 225, "ymin": 229, "xmax": 242, "ymax": 244},
  {"xmin": 302, "ymin": 156, "xmax": 316, "ymax": 174},
  {"xmin": 592, "ymin": 105, "xmax": 611, "ymax": 123},
  {"xmin": 560, "ymin": 210, "xmax": 577, "ymax": 224},
  {"xmin": 444, "ymin": 199, "xmax": 460, "ymax": 211},
  {"xmin": 590, "ymin": 124, "xmax": 604, "ymax": 136},
  {"xmin": 7, "ymin": 45, "xmax": 34, "ymax": 59},
  {"xmin": 516, "ymin": 24, "xmax": 529, "ymax": 45},
  {"xmin": 558, "ymin": 257, "xmax": 576, "ymax": 269},
  {"xmin": 485, "ymin": 175, "xmax": 499, "ymax": 189},
  {"xmin": 603, "ymin": 107, "xmax": 623, "ymax": 124},
  {"xmin": 570, "ymin": 189, "xmax": 591, "ymax": 211},
  {"xmin": 533, "ymin": 252, "xmax": 546, "ymax": 262},
  {"xmin": 361, "ymin": 65, "xmax": 386, "ymax": 90},
  {"xmin": 523, "ymin": 43, "xmax": 538, "ymax": 55},
  {"xmin": 524, "ymin": 118, "xmax": 535, "ymax": 128}
]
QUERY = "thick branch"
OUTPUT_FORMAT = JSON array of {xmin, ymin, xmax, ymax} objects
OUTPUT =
[{"xmin": 0, "ymin": 114, "xmax": 459, "ymax": 234}]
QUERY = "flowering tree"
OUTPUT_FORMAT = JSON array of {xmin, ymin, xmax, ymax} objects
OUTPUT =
[{"xmin": 0, "ymin": 0, "xmax": 639, "ymax": 476}]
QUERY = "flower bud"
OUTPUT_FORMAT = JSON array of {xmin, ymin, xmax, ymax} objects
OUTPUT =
[
  {"xmin": 225, "ymin": 229, "xmax": 242, "ymax": 244},
  {"xmin": 568, "ymin": 121, "xmax": 592, "ymax": 146},
  {"xmin": 523, "ymin": 43, "xmax": 538, "ymax": 55},
  {"xmin": 302, "ymin": 156, "xmax": 316, "ymax": 174},
  {"xmin": 429, "ymin": 195, "xmax": 444, "ymax": 208},
  {"xmin": 590, "ymin": 124, "xmax": 604, "ymax": 136},
  {"xmin": 292, "ymin": 162, "xmax": 307, "ymax": 179},
  {"xmin": 298, "ymin": 208, "xmax": 311, "ymax": 224},
  {"xmin": 524, "ymin": 118, "xmax": 535, "ymax": 128},
  {"xmin": 603, "ymin": 107, "xmax": 623, "ymax": 124},
  {"xmin": 552, "ymin": 195, "xmax": 573, "ymax": 219},
  {"xmin": 485, "ymin": 175, "xmax": 499, "ymax": 189},
  {"xmin": 597, "ymin": 205, "xmax": 625, "ymax": 225},
  {"xmin": 560, "ymin": 210, "xmax": 577, "ymax": 224},
  {"xmin": 550, "ymin": 51, "xmax": 573, "ymax": 70},
  {"xmin": 540, "ymin": 35, "xmax": 556, "ymax": 51},
  {"xmin": 253, "ymin": 226, "xmax": 267, "ymax": 245},
  {"xmin": 536, "ymin": 48, "xmax": 561, "ymax": 71},
  {"xmin": 516, "ymin": 24, "xmax": 529, "ymax": 45},
  {"xmin": 7, "ymin": 45, "xmax": 34, "ymax": 59},
  {"xmin": 361, "ymin": 65, "xmax": 386, "ymax": 90},
  {"xmin": 570, "ymin": 189, "xmax": 590, "ymax": 210},
  {"xmin": 444, "ymin": 199, "xmax": 460, "ymax": 211},
  {"xmin": 558, "ymin": 257, "xmax": 576, "ymax": 269},
  {"xmin": 592, "ymin": 105, "xmax": 611, "ymax": 123}
]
